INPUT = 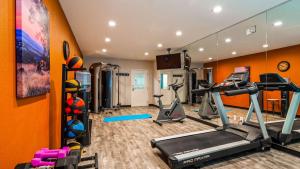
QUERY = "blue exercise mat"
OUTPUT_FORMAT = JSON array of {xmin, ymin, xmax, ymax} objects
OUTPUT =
[{"xmin": 103, "ymin": 113, "xmax": 152, "ymax": 123}]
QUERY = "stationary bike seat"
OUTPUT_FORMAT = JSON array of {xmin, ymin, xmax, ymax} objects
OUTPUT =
[{"xmin": 153, "ymin": 94, "xmax": 163, "ymax": 98}]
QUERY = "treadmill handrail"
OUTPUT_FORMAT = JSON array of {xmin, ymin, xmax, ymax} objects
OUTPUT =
[
  {"xmin": 225, "ymin": 86, "xmax": 258, "ymax": 96},
  {"xmin": 256, "ymin": 82, "xmax": 300, "ymax": 92}
]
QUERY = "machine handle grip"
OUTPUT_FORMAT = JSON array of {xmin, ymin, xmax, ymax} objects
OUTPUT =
[
  {"xmin": 191, "ymin": 88, "xmax": 210, "ymax": 93},
  {"xmin": 224, "ymin": 88, "xmax": 250, "ymax": 96},
  {"xmin": 168, "ymin": 79, "xmax": 178, "ymax": 87},
  {"xmin": 209, "ymin": 83, "xmax": 216, "ymax": 89}
]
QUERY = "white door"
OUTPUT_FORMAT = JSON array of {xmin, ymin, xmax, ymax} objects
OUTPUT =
[{"xmin": 131, "ymin": 70, "xmax": 148, "ymax": 107}]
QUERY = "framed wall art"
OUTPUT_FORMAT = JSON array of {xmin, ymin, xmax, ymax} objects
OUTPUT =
[{"xmin": 16, "ymin": 0, "xmax": 50, "ymax": 98}]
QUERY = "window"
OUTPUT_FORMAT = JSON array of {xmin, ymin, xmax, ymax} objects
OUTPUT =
[
  {"xmin": 160, "ymin": 73, "xmax": 168, "ymax": 89},
  {"xmin": 133, "ymin": 73, "xmax": 145, "ymax": 89}
]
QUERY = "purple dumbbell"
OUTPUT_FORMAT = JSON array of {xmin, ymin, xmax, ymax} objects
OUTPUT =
[
  {"xmin": 40, "ymin": 147, "xmax": 70, "ymax": 154},
  {"xmin": 31, "ymin": 158, "xmax": 55, "ymax": 167},
  {"xmin": 34, "ymin": 150, "xmax": 68, "ymax": 159}
]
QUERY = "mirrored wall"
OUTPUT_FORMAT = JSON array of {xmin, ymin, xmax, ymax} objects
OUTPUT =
[
  {"xmin": 182, "ymin": 0, "xmax": 300, "ymax": 151},
  {"xmin": 265, "ymin": 0, "xmax": 300, "ymax": 151}
]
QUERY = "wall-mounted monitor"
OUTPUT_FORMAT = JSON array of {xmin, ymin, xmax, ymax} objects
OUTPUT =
[{"xmin": 156, "ymin": 53, "xmax": 181, "ymax": 70}]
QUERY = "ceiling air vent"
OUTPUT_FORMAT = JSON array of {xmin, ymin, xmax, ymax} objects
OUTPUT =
[{"xmin": 246, "ymin": 25, "xmax": 256, "ymax": 36}]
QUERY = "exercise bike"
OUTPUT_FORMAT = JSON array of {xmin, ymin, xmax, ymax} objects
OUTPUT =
[
  {"xmin": 192, "ymin": 80, "xmax": 219, "ymax": 120},
  {"xmin": 153, "ymin": 80, "xmax": 186, "ymax": 125}
]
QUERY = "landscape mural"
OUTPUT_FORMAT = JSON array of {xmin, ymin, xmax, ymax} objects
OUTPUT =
[{"xmin": 16, "ymin": 0, "xmax": 50, "ymax": 98}]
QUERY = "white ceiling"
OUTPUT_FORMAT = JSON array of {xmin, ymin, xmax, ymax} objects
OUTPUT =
[
  {"xmin": 184, "ymin": 0, "xmax": 300, "ymax": 63},
  {"xmin": 59, "ymin": 0, "xmax": 288, "ymax": 61}
]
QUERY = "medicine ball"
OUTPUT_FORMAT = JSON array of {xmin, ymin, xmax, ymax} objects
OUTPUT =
[
  {"xmin": 65, "ymin": 120, "xmax": 85, "ymax": 138},
  {"xmin": 65, "ymin": 79, "xmax": 81, "ymax": 92},
  {"xmin": 67, "ymin": 141, "xmax": 83, "ymax": 160},
  {"xmin": 65, "ymin": 97, "xmax": 85, "ymax": 114},
  {"xmin": 67, "ymin": 141, "xmax": 82, "ymax": 151},
  {"xmin": 67, "ymin": 56, "xmax": 83, "ymax": 69}
]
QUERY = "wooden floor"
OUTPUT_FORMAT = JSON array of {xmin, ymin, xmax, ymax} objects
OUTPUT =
[{"xmin": 84, "ymin": 105, "xmax": 300, "ymax": 169}]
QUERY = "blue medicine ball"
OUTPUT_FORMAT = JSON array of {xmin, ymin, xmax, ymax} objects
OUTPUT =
[{"xmin": 65, "ymin": 119, "xmax": 85, "ymax": 138}]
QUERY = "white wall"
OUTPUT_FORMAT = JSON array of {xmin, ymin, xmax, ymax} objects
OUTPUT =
[
  {"xmin": 191, "ymin": 63, "xmax": 205, "ymax": 80},
  {"xmin": 153, "ymin": 62, "xmax": 204, "ymax": 105},
  {"xmin": 85, "ymin": 56, "xmax": 204, "ymax": 106},
  {"xmin": 84, "ymin": 56, "xmax": 155, "ymax": 106}
]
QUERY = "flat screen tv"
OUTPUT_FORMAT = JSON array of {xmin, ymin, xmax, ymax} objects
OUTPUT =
[{"xmin": 156, "ymin": 53, "xmax": 181, "ymax": 70}]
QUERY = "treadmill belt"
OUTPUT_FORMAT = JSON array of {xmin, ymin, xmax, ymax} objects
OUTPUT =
[{"xmin": 155, "ymin": 130, "xmax": 244, "ymax": 156}]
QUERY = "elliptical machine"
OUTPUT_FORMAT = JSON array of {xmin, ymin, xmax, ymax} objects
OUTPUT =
[{"xmin": 153, "ymin": 80, "xmax": 186, "ymax": 125}]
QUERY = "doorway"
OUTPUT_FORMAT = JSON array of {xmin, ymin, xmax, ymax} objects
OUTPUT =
[{"xmin": 131, "ymin": 70, "xmax": 149, "ymax": 107}]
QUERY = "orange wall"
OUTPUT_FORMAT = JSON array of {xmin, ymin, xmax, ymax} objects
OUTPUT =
[
  {"xmin": 0, "ymin": 0, "xmax": 81, "ymax": 168},
  {"xmin": 205, "ymin": 44, "xmax": 300, "ymax": 114}
]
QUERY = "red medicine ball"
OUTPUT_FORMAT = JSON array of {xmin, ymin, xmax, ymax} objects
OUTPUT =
[{"xmin": 65, "ymin": 97, "xmax": 85, "ymax": 114}]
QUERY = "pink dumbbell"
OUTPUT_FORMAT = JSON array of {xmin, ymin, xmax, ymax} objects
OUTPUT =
[{"xmin": 31, "ymin": 158, "xmax": 55, "ymax": 167}]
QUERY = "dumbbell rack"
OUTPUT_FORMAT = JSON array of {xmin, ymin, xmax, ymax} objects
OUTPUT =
[
  {"xmin": 14, "ymin": 65, "xmax": 98, "ymax": 169},
  {"xmin": 61, "ymin": 64, "xmax": 98, "ymax": 168},
  {"xmin": 15, "ymin": 150, "xmax": 99, "ymax": 169}
]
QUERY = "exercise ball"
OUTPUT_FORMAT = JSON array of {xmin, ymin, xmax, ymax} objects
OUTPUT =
[
  {"xmin": 65, "ymin": 120, "xmax": 85, "ymax": 138},
  {"xmin": 67, "ymin": 56, "xmax": 83, "ymax": 69},
  {"xmin": 65, "ymin": 97, "xmax": 85, "ymax": 114},
  {"xmin": 65, "ymin": 79, "xmax": 81, "ymax": 92}
]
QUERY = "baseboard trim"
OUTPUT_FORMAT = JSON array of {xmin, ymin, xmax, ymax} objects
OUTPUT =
[
  {"xmin": 120, "ymin": 105, "xmax": 131, "ymax": 107},
  {"xmin": 224, "ymin": 104, "xmax": 248, "ymax": 110},
  {"xmin": 149, "ymin": 104, "xmax": 159, "ymax": 108}
]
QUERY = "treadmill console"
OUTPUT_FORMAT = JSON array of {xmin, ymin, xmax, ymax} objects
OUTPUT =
[
  {"xmin": 259, "ymin": 73, "xmax": 286, "ymax": 83},
  {"xmin": 216, "ymin": 72, "xmax": 250, "ymax": 90},
  {"xmin": 198, "ymin": 80, "xmax": 210, "ymax": 88},
  {"xmin": 258, "ymin": 73, "xmax": 300, "ymax": 92}
]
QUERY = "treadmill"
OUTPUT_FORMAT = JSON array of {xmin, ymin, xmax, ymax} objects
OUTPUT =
[
  {"xmin": 245, "ymin": 73, "xmax": 300, "ymax": 145},
  {"xmin": 151, "ymin": 72, "xmax": 271, "ymax": 169}
]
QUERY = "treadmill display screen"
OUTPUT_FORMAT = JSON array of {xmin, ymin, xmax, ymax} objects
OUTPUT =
[
  {"xmin": 259, "ymin": 73, "xmax": 287, "ymax": 83},
  {"xmin": 226, "ymin": 72, "xmax": 249, "ymax": 83},
  {"xmin": 219, "ymin": 71, "xmax": 250, "ymax": 88}
]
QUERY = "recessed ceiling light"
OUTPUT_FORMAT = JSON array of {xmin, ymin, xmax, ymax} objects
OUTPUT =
[
  {"xmin": 262, "ymin": 44, "xmax": 269, "ymax": 48},
  {"xmin": 232, "ymin": 51, "xmax": 237, "ymax": 55},
  {"xmin": 144, "ymin": 52, "xmax": 149, "ymax": 56},
  {"xmin": 212, "ymin": 5, "xmax": 222, "ymax": 14},
  {"xmin": 102, "ymin": 48, "xmax": 107, "ymax": 53},
  {"xmin": 105, "ymin": 37, "xmax": 111, "ymax": 42},
  {"xmin": 157, "ymin": 43, "xmax": 163, "ymax": 48},
  {"xmin": 225, "ymin": 38, "xmax": 232, "ymax": 43},
  {"xmin": 198, "ymin": 48, "xmax": 204, "ymax": 52},
  {"xmin": 208, "ymin": 57, "xmax": 213, "ymax": 60},
  {"xmin": 176, "ymin": 30, "xmax": 182, "ymax": 37},
  {"xmin": 108, "ymin": 20, "xmax": 116, "ymax": 27},
  {"xmin": 273, "ymin": 21, "xmax": 283, "ymax": 27}
]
